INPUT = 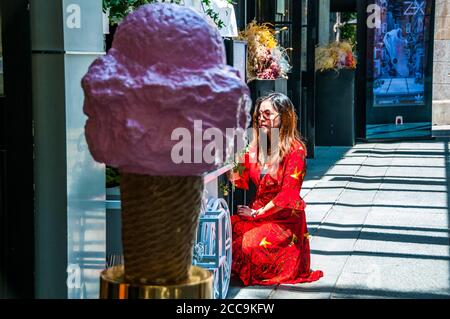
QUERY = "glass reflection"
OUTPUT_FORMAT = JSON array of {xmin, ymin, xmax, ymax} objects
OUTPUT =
[{"xmin": 371, "ymin": 0, "xmax": 432, "ymax": 107}]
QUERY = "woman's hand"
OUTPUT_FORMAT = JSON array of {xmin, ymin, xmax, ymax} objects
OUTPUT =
[{"xmin": 237, "ymin": 205, "xmax": 256, "ymax": 217}]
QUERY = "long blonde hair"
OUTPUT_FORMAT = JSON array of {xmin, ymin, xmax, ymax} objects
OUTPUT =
[{"xmin": 250, "ymin": 93, "xmax": 305, "ymax": 173}]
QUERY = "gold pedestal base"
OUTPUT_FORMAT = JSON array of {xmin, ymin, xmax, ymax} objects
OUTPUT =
[{"xmin": 100, "ymin": 265, "xmax": 213, "ymax": 299}]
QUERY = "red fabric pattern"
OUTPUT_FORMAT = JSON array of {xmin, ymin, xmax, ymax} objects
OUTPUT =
[{"xmin": 231, "ymin": 142, "xmax": 323, "ymax": 286}]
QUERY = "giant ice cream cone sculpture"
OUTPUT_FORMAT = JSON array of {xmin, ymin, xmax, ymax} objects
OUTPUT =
[{"xmin": 82, "ymin": 3, "xmax": 250, "ymax": 296}]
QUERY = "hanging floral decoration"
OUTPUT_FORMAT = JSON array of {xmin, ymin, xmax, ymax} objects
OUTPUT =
[
  {"xmin": 315, "ymin": 41, "xmax": 357, "ymax": 72},
  {"xmin": 239, "ymin": 21, "xmax": 292, "ymax": 82}
]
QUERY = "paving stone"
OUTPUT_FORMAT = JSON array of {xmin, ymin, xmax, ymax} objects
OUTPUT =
[
  {"xmin": 373, "ymin": 190, "xmax": 448, "ymax": 207},
  {"xmin": 332, "ymin": 256, "xmax": 450, "ymax": 299},
  {"xmin": 270, "ymin": 273, "xmax": 339, "ymax": 299},
  {"xmin": 304, "ymin": 188, "xmax": 346, "ymax": 203},
  {"xmin": 230, "ymin": 286, "xmax": 276, "ymax": 299},
  {"xmin": 386, "ymin": 167, "xmax": 448, "ymax": 179},
  {"xmin": 364, "ymin": 209, "xmax": 450, "ymax": 228},
  {"xmin": 352, "ymin": 228, "xmax": 450, "ymax": 257}
]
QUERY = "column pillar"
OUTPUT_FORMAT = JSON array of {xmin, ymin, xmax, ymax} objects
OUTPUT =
[{"xmin": 30, "ymin": 0, "xmax": 105, "ymax": 298}]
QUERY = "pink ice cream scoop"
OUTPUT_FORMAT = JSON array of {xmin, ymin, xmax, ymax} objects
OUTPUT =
[{"xmin": 82, "ymin": 3, "xmax": 251, "ymax": 176}]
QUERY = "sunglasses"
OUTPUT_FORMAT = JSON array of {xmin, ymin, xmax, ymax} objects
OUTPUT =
[{"xmin": 258, "ymin": 110, "xmax": 280, "ymax": 121}]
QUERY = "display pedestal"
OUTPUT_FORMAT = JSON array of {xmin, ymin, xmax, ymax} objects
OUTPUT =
[{"xmin": 100, "ymin": 265, "xmax": 213, "ymax": 299}]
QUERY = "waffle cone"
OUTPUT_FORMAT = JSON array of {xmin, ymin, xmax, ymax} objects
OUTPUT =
[{"xmin": 120, "ymin": 173, "xmax": 203, "ymax": 285}]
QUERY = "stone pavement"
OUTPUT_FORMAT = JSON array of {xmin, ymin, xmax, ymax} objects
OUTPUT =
[{"xmin": 227, "ymin": 136, "xmax": 450, "ymax": 299}]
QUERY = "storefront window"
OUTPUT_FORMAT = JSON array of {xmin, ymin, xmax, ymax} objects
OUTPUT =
[
  {"xmin": 370, "ymin": 0, "xmax": 432, "ymax": 107},
  {"xmin": 275, "ymin": 0, "xmax": 291, "ymax": 22},
  {"xmin": 274, "ymin": 0, "xmax": 293, "ymax": 65},
  {"xmin": 301, "ymin": 0, "xmax": 307, "ymax": 71}
]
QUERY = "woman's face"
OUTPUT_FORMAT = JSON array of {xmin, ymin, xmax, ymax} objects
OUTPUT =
[{"xmin": 258, "ymin": 100, "xmax": 281, "ymax": 134}]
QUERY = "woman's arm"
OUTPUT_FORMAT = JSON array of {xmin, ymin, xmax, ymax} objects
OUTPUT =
[
  {"xmin": 252, "ymin": 200, "xmax": 282, "ymax": 218},
  {"xmin": 236, "ymin": 203, "xmax": 281, "ymax": 219}
]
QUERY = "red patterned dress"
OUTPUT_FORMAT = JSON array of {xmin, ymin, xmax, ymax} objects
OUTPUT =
[{"xmin": 230, "ymin": 142, "xmax": 323, "ymax": 286}]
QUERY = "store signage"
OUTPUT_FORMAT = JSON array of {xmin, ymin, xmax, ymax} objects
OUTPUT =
[{"xmin": 404, "ymin": 1, "xmax": 425, "ymax": 16}]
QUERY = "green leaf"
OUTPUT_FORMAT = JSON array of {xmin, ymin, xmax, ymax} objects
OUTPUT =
[{"xmin": 104, "ymin": 0, "xmax": 227, "ymax": 29}]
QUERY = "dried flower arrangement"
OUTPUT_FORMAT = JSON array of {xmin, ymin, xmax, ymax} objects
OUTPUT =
[
  {"xmin": 238, "ymin": 21, "xmax": 292, "ymax": 82},
  {"xmin": 315, "ymin": 41, "xmax": 357, "ymax": 72}
]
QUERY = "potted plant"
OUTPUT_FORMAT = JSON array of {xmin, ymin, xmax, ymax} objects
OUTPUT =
[
  {"xmin": 238, "ymin": 21, "xmax": 291, "ymax": 102},
  {"xmin": 315, "ymin": 41, "xmax": 357, "ymax": 146}
]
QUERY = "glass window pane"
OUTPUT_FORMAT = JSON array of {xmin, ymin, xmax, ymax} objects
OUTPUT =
[
  {"xmin": 301, "ymin": 27, "xmax": 307, "ymax": 71},
  {"xmin": 275, "ymin": 25, "xmax": 292, "ymax": 54},
  {"xmin": 275, "ymin": 0, "xmax": 291, "ymax": 22},
  {"xmin": 369, "ymin": 0, "xmax": 432, "ymax": 107},
  {"xmin": 302, "ymin": 0, "xmax": 307, "ymax": 26},
  {"xmin": 300, "ymin": 0, "xmax": 308, "ymax": 71}
]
